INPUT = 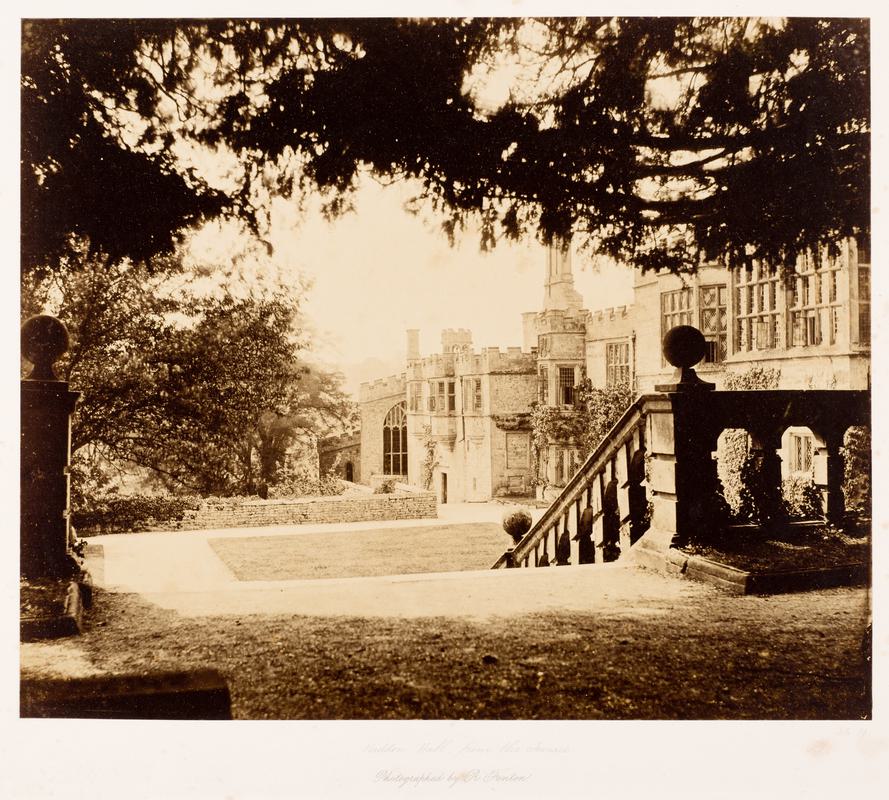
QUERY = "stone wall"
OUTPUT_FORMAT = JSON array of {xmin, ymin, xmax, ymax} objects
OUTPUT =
[
  {"xmin": 85, "ymin": 491, "xmax": 438, "ymax": 534},
  {"xmin": 359, "ymin": 373, "xmax": 407, "ymax": 484},
  {"xmin": 318, "ymin": 433, "xmax": 361, "ymax": 482}
]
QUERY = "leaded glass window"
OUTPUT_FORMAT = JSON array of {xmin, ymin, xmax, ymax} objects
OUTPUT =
[
  {"xmin": 605, "ymin": 341, "xmax": 630, "ymax": 387},
  {"xmin": 558, "ymin": 367, "xmax": 575, "ymax": 405},
  {"xmin": 699, "ymin": 284, "xmax": 728, "ymax": 363},
  {"xmin": 787, "ymin": 252, "xmax": 843, "ymax": 348},
  {"xmin": 383, "ymin": 402, "xmax": 407, "ymax": 476},
  {"xmin": 734, "ymin": 264, "xmax": 782, "ymax": 352},
  {"xmin": 538, "ymin": 367, "xmax": 549, "ymax": 404}
]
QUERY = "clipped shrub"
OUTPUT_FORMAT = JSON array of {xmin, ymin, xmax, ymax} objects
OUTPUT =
[
  {"xmin": 716, "ymin": 366, "xmax": 782, "ymax": 518},
  {"xmin": 781, "ymin": 475, "xmax": 824, "ymax": 519},
  {"xmin": 269, "ymin": 454, "xmax": 344, "ymax": 498},
  {"xmin": 502, "ymin": 508, "xmax": 533, "ymax": 543},
  {"xmin": 73, "ymin": 493, "xmax": 202, "ymax": 533},
  {"xmin": 374, "ymin": 479, "xmax": 398, "ymax": 494}
]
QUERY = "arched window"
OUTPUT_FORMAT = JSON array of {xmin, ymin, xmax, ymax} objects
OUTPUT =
[{"xmin": 383, "ymin": 402, "xmax": 408, "ymax": 476}]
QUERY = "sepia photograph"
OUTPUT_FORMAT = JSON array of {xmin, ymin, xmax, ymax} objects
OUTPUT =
[{"xmin": 8, "ymin": 5, "xmax": 886, "ymax": 798}]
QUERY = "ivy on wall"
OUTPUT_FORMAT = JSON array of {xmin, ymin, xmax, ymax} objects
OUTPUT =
[
  {"xmin": 529, "ymin": 380, "xmax": 633, "ymax": 488},
  {"xmin": 420, "ymin": 425, "xmax": 438, "ymax": 491},
  {"xmin": 842, "ymin": 426, "xmax": 871, "ymax": 513},
  {"xmin": 717, "ymin": 367, "xmax": 782, "ymax": 518}
]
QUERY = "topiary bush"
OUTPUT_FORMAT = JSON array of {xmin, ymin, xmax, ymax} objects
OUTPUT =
[
  {"xmin": 502, "ymin": 508, "xmax": 533, "ymax": 543},
  {"xmin": 735, "ymin": 452, "xmax": 786, "ymax": 526}
]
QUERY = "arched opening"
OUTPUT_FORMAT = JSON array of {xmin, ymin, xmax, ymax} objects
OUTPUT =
[
  {"xmin": 383, "ymin": 402, "xmax": 408, "ymax": 476},
  {"xmin": 344, "ymin": 461, "xmax": 354, "ymax": 482}
]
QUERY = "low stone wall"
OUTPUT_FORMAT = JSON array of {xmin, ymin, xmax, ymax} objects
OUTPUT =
[
  {"xmin": 147, "ymin": 491, "xmax": 437, "ymax": 532},
  {"xmin": 183, "ymin": 493, "xmax": 437, "ymax": 530}
]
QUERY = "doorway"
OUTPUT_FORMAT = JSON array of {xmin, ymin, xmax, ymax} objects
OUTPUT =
[{"xmin": 441, "ymin": 472, "xmax": 448, "ymax": 504}]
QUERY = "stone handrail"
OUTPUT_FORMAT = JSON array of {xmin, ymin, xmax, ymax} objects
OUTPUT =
[{"xmin": 492, "ymin": 393, "xmax": 656, "ymax": 569}]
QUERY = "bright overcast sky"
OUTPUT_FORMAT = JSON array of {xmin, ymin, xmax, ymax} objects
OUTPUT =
[{"xmin": 225, "ymin": 176, "xmax": 636, "ymax": 391}]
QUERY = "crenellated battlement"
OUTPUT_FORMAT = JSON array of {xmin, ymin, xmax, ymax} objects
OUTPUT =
[
  {"xmin": 455, "ymin": 346, "xmax": 536, "ymax": 375},
  {"xmin": 535, "ymin": 308, "xmax": 588, "ymax": 335},
  {"xmin": 441, "ymin": 327, "xmax": 473, "ymax": 354},
  {"xmin": 586, "ymin": 304, "xmax": 634, "ymax": 338},
  {"xmin": 407, "ymin": 351, "xmax": 457, "ymax": 379},
  {"xmin": 590, "ymin": 304, "xmax": 630, "ymax": 322},
  {"xmin": 359, "ymin": 373, "xmax": 406, "ymax": 402}
]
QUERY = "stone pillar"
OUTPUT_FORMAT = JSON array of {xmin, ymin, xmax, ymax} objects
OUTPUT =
[
  {"xmin": 821, "ymin": 434, "xmax": 847, "ymax": 525},
  {"xmin": 21, "ymin": 315, "xmax": 81, "ymax": 578},
  {"xmin": 652, "ymin": 326, "xmax": 718, "ymax": 547},
  {"xmin": 746, "ymin": 427, "xmax": 786, "ymax": 528},
  {"xmin": 642, "ymin": 396, "xmax": 680, "ymax": 552}
]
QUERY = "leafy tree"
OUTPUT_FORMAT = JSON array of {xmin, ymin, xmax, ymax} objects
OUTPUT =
[
  {"xmin": 254, "ymin": 365, "xmax": 358, "ymax": 488},
  {"xmin": 22, "ymin": 17, "xmax": 869, "ymax": 274},
  {"xmin": 22, "ymin": 243, "xmax": 354, "ymax": 496}
]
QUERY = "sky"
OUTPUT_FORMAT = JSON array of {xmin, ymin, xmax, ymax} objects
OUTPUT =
[{"xmin": 187, "ymin": 176, "xmax": 636, "ymax": 395}]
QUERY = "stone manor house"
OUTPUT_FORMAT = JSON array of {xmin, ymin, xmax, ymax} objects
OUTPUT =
[{"xmin": 320, "ymin": 238, "xmax": 871, "ymax": 504}]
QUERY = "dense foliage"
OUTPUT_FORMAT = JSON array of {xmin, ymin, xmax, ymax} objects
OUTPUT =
[
  {"xmin": 72, "ymin": 493, "xmax": 202, "ymax": 534},
  {"xmin": 419, "ymin": 426, "xmax": 439, "ymax": 491},
  {"xmin": 22, "ymin": 244, "xmax": 355, "ymax": 497},
  {"xmin": 781, "ymin": 476, "xmax": 824, "ymax": 520},
  {"xmin": 530, "ymin": 379, "xmax": 633, "ymax": 488},
  {"xmin": 717, "ymin": 366, "xmax": 782, "ymax": 517},
  {"xmin": 22, "ymin": 17, "xmax": 869, "ymax": 274},
  {"xmin": 842, "ymin": 426, "xmax": 871, "ymax": 513},
  {"xmin": 267, "ymin": 456, "xmax": 345, "ymax": 499}
]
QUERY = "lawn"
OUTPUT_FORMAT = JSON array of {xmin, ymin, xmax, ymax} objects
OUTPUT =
[
  {"xmin": 24, "ymin": 583, "xmax": 872, "ymax": 720},
  {"xmin": 208, "ymin": 523, "xmax": 511, "ymax": 581}
]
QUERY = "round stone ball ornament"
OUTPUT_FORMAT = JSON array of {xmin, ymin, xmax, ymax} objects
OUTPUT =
[
  {"xmin": 22, "ymin": 315, "xmax": 70, "ymax": 380},
  {"xmin": 657, "ymin": 325, "xmax": 714, "ymax": 391},
  {"xmin": 662, "ymin": 325, "xmax": 706, "ymax": 369}
]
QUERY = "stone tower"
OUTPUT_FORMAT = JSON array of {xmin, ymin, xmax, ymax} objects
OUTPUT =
[{"xmin": 543, "ymin": 237, "xmax": 584, "ymax": 312}]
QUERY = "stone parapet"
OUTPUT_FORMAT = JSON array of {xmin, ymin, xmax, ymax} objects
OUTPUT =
[
  {"xmin": 407, "ymin": 352, "xmax": 456, "ymax": 380},
  {"xmin": 534, "ymin": 308, "xmax": 588, "ymax": 334},
  {"xmin": 455, "ymin": 347, "xmax": 536, "ymax": 375},
  {"xmin": 319, "ymin": 432, "xmax": 360, "ymax": 452},
  {"xmin": 359, "ymin": 373, "xmax": 406, "ymax": 402}
]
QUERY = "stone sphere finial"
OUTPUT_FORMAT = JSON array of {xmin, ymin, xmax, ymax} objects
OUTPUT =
[
  {"xmin": 662, "ymin": 325, "xmax": 706, "ymax": 369},
  {"xmin": 655, "ymin": 325, "xmax": 715, "ymax": 392},
  {"xmin": 22, "ymin": 315, "xmax": 70, "ymax": 380}
]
